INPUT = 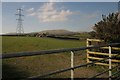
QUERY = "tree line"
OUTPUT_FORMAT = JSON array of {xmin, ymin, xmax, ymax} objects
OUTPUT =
[{"xmin": 90, "ymin": 12, "xmax": 120, "ymax": 43}]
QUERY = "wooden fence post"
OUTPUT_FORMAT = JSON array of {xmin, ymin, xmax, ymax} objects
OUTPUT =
[
  {"xmin": 109, "ymin": 46, "xmax": 112, "ymax": 80},
  {"xmin": 86, "ymin": 38, "xmax": 89, "ymax": 63},
  {"xmin": 71, "ymin": 51, "xmax": 74, "ymax": 80}
]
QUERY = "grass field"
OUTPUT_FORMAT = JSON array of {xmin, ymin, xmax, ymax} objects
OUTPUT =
[
  {"xmin": 2, "ymin": 36, "xmax": 107, "ymax": 79},
  {"xmin": 2, "ymin": 36, "xmax": 85, "ymax": 53},
  {"xmin": 55, "ymin": 33, "xmax": 90, "ymax": 39},
  {"xmin": 0, "ymin": 36, "xmax": 2, "ymax": 79}
]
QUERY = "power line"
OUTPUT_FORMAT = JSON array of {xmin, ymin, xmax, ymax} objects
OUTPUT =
[{"xmin": 16, "ymin": 8, "xmax": 24, "ymax": 34}]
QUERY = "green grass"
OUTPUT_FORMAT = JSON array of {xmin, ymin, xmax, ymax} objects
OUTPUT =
[
  {"xmin": 0, "ymin": 36, "xmax": 2, "ymax": 53},
  {"xmin": 2, "ymin": 36, "xmax": 85, "ymax": 53},
  {"xmin": 56, "ymin": 33, "xmax": 90, "ymax": 39},
  {"xmin": 0, "ymin": 36, "xmax": 2, "ymax": 79},
  {"xmin": 2, "ymin": 36, "xmax": 107, "ymax": 78},
  {"xmin": 72, "ymin": 33, "xmax": 90, "ymax": 38}
]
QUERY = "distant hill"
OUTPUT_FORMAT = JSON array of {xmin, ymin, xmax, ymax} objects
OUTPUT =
[
  {"xmin": 2, "ymin": 29, "xmax": 89, "ymax": 37},
  {"xmin": 1, "ymin": 32, "xmax": 27, "ymax": 36},
  {"xmin": 38, "ymin": 29, "xmax": 78, "ymax": 36}
]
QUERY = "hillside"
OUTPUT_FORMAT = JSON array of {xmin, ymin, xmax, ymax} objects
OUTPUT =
[
  {"xmin": 38, "ymin": 29, "xmax": 78, "ymax": 36},
  {"xmin": 2, "ymin": 29, "xmax": 89, "ymax": 37}
]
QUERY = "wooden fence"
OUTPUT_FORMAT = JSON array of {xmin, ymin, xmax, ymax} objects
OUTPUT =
[{"xmin": 87, "ymin": 38, "xmax": 120, "ymax": 66}]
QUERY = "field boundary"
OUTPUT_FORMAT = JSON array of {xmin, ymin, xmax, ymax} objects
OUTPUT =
[
  {"xmin": 1, "ymin": 42, "xmax": 120, "ymax": 79},
  {"xmin": 86, "ymin": 39, "xmax": 120, "ymax": 66}
]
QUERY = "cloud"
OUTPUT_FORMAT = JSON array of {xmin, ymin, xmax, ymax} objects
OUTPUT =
[
  {"xmin": 84, "ymin": 12, "xmax": 99, "ymax": 19},
  {"xmin": 28, "ymin": 12, "xmax": 36, "ymax": 16},
  {"xmin": 48, "ymin": 0, "xmax": 56, "ymax": 2},
  {"xmin": 26, "ymin": 2, "xmax": 73, "ymax": 22},
  {"xmin": 79, "ymin": 11, "xmax": 100, "ymax": 22},
  {"xmin": 27, "ymin": 8, "xmax": 34, "ymax": 12},
  {"xmin": 26, "ymin": 8, "xmax": 37, "ymax": 16}
]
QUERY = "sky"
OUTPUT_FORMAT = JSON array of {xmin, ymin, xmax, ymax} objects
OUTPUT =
[
  {"xmin": 1, "ymin": 1, "xmax": 119, "ymax": 34},
  {"xmin": 1, "ymin": 0, "xmax": 120, "ymax": 2}
]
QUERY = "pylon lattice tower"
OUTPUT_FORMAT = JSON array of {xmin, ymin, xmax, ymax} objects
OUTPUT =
[{"xmin": 16, "ymin": 8, "xmax": 24, "ymax": 34}]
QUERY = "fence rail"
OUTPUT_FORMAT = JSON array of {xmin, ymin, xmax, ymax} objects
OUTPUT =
[
  {"xmin": 86, "ymin": 39, "xmax": 120, "ymax": 66},
  {"xmin": 1, "ymin": 43, "xmax": 120, "ymax": 79},
  {"xmin": 1, "ymin": 43, "xmax": 120, "ymax": 59},
  {"xmin": 28, "ymin": 53, "xmax": 120, "ymax": 79}
]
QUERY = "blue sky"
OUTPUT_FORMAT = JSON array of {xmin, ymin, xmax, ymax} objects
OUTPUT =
[
  {"xmin": 1, "ymin": 0, "xmax": 120, "ymax": 2},
  {"xmin": 2, "ymin": 2, "xmax": 119, "ymax": 34}
]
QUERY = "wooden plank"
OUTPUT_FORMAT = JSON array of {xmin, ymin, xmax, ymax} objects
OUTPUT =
[
  {"xmin": 89, "ymin": 56, "xmax": 105, "ymax": 60},
  {"xmin": 89, "ymin": 61, "xmax": 116, "ymax": 66},
  {"xmin": 88, "ymin": 51, "xmax": 118, "ymax": 56},
  {"xmin": 88, "ymin": 51, "xmax": 109, "ymax": 56},
  {"xmin": 111, "ymin": 59, "xmax": 120, "ymax": 63},
  {"xmin": 89, "ymin": 61, "xmax": 109, "ymax": 66},
  {"xmin": 87, "ymin": 38, "xmax": 104, "ymax": 42},
  {"xmin": 95, "ymin": 62, "xmax": 116, "ymax": 66},
  {"xmin": 101, "ymin": 47, "xmax": 120, "ymax": 50},
  {"xmin": 112, "ymin": 47, "xmax": 120, "ymax": 50},
  {"xmin": 88, "ymin": 56, "xmax": 120, "ymax": 63},
  {"xmin": 95, "ymin": 62, "xmax": 109, "ymax": 66}
]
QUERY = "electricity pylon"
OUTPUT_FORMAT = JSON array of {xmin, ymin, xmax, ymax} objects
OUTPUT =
[{"xmin": 16, "ymin": 8, "xmax": 24, "ymax": 34}]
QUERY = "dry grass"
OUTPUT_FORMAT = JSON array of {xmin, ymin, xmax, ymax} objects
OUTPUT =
[{"xmin": 2, "ymin": 36, "xmax": 108, "ymax": 78}]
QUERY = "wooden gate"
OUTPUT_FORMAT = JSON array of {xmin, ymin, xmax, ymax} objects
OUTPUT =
[{"xmin": 86, "ymin": 38, "xmax": 120, "ymax": 66}]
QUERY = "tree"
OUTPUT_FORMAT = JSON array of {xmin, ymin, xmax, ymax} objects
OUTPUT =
[
  {"xmin": 89, "ymin": 31, "xmax": 96, "ymax": 38},
  {"xmin": 91, "ymin": 13, "xmax": 120, "ymax": 43}
]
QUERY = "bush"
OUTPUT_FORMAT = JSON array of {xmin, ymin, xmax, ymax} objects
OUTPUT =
[{"xmin": 91, "ymin": 13, "xmax": 120, "ymax": 43}]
